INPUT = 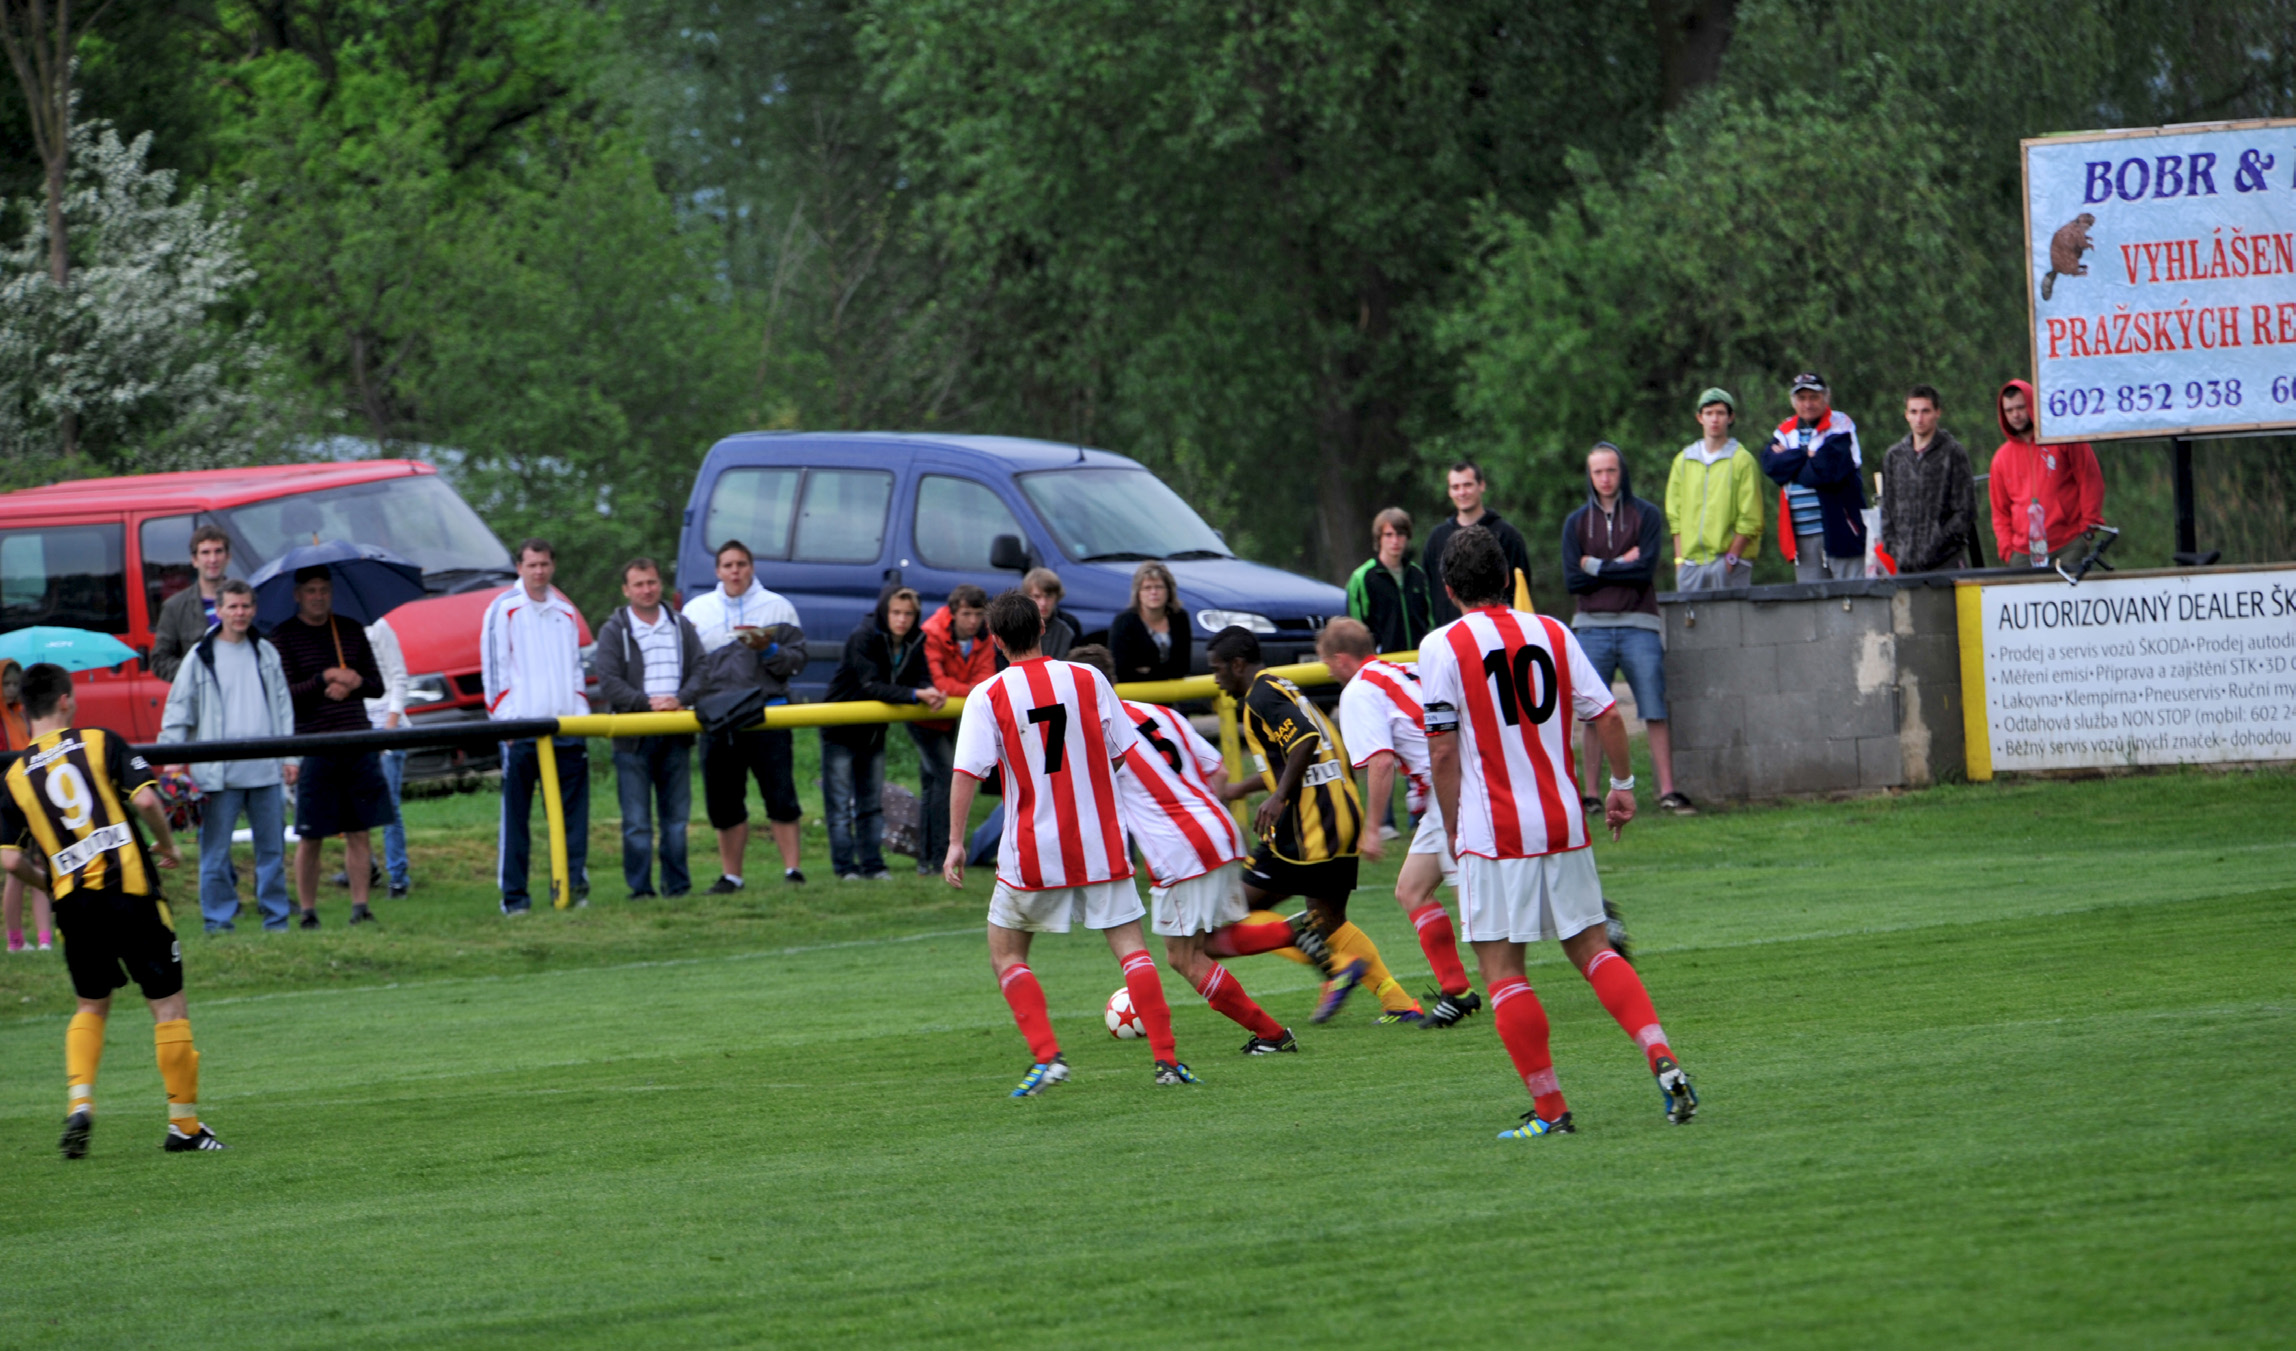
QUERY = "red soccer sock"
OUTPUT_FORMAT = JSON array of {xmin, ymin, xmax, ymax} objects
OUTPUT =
[
  {"xmin": 1490, "ymin": 976, "xmax": 1567, "ymax": 1121},
  {"xmin": 1583, "ymin": 948, "xmax": 1672, "ymax": 1071},
  {"xmin": 1194, "ymin": 963, "xmax": 1284, "ymax": 1040},
  {"xmin": 1206, "ymin": 914, "xmax": 1296, "ymax": 958},
  {"xmin": 1407, "ymin": 903, "xmax": 1472, "ymax": 997},
  {"xmin": 998, "ymin": 964, "xmax": 1061, "ymax": 1064},
  {"xmin": 1120, "ymin": 951, "xmax": 1179, "ymax": 1062}
]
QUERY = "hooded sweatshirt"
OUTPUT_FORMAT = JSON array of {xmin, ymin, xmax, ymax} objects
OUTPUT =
[
  {"xmin": 825, "ymin": 586, "xmax": 934, "ymax": 752},
  {"xmin": 1988, "ymin": 378, "xmax": 2104, "ymax": 560},
  {"xmin": 1561, "ymin": 454, "xmax": 1665, "ymax": 631},
  {"xmin": 919, "ymin": 603, "xmax": 997, "ymax": 732}
]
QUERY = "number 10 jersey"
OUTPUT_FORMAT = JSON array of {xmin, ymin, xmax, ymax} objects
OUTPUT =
[{"xmin": 1418, "ymin": 608, "xmax": 1615, "ymax": 860}]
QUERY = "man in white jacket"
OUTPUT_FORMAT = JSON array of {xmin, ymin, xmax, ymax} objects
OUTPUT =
[
  {"xmin": 157, "ymin": 581, "xmax": 299, "ymax": 932},
  {"xmin": 480, "ymin": 539, "xmax": 590, "ymax": 914},
  {"xmin": 681, "ymin": 540, "xmax": 809, "ymax": 890},
  {"xmin": 365, "ymin": 616, "xmax": 412, "ymax": 899}
]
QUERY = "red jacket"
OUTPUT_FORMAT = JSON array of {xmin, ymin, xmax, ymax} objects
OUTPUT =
[
  {"xmin": 1988, "ymin": 378, "xmax": 2104, "ymax": 560},
  {"xmin": 919, "ymin": 605, "xmax": 996, "ymax": 732}
]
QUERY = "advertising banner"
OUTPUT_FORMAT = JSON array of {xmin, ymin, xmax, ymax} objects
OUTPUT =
[
  {"xmin": 1957, "ymin": 567, "xmax": 2296, "ymax": 778},
  {"xmin": 2023, "ymin": 118, "xmax": 2296, "ymax": 442}
]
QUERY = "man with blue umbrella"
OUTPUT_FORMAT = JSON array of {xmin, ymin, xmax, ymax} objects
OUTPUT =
[{"xmin": 266, "ymin": 567, "xmax": 389, "ymax": 928}]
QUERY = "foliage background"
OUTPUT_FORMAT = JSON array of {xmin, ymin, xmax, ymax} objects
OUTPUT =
[{"xmin": 2, "ymin": 0, "xmax": 2293, "ymax": 609}]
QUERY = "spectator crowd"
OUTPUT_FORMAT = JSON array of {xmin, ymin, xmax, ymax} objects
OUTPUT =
[{"xmin": 45, "ymin": 371, "xmax": 2100, "ymax": 934}]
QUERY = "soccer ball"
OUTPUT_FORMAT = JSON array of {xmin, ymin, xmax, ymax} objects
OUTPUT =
[{"xmin": 1105, "ymin": 987, "xmax": 1146, "ymax": 1039}]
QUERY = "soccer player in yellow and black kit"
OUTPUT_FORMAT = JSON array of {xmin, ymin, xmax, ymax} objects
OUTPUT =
[
  {"xmin": 1205, "ymin": 626, "xmax": 1422, "ymax": 1025},
  {"xmin": 0, "ymin": 663, "xmax": 225, "ymax": 1158}
]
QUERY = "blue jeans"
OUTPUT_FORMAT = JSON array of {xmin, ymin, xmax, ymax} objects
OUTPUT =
[
  {"xmin": 380, "ymin": 749, "xmax": 410, "ymax": 889},
  {"xmin": 614, "ymin": 738, "xmax": 691, "ymax": 896},
  {"xmin": 199, "ymin": 784, "xmax": 290, "ymax": 932},
  {"xmin": 820, "ymin": 737, "xmax": 886, "ymax": 877},
  {"xmin": 908, "ymin": 725, "xmax": 955, "ymax": 871},
  {"xmin": 499, "ymin": 738, "xmax": 590, "ymax": 912},
  {"xmin": 1571, "ymin": 623, "xmax": 1668, "ymax": 721}
]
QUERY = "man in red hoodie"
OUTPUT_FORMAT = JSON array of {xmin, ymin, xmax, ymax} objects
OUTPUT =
[
  {"xmin": 1989, "ymin": 379, "xmax": 2105, "ymax": 566},
  {"xmin": 910, "ymin": 585, "xmax": 996, "ymax": 876}
]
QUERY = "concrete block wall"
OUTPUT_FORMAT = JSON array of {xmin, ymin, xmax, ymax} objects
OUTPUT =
[{"xmin": 1660, "ymin": 577, "xmax": 1965, "ymax": 802}]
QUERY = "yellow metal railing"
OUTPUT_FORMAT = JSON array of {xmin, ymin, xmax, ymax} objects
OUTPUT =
[{"xmin": 530, "ymin": 653, "xmax": 1418, "ymax": 909}]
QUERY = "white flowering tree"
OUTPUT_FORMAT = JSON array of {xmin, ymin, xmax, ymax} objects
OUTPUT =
[{"xmin": 0, "ymin": 120, "xmax": 280, "ymax": 479}]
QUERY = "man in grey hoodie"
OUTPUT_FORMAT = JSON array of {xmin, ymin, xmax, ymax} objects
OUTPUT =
[
  {"xmin": 157, "ymin": 581, "xmax": 299, "ymax": 932},
  {"xmin": 1560, "ymin": 443, "xmax": 1692, "ymax": 815}
]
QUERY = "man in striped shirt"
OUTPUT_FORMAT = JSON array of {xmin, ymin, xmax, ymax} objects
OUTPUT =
[
  {"xmin": 945, "ymin": 593, "xmax": 1198, "ymax": 1096},
  {"xmin": 1422, "ymin": 526, "xmax": 1698, "ymax": 1139},
  {"xmin": 1071, "ymin": 644, "xmax": 1299, "ymax": 1056},
  {"xmin": 1321, "ymin": 618, "xmax": 1481, "ymax": 1029}
]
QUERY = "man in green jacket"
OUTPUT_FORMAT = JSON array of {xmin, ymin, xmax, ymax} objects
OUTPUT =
[
  {"xmin": 1344, "ymin": 507, "xmax": 1432, "ymax": 653},
  {"xmin": 1664, "ymin": 388, "xmax": 1763, "ymax": 591}
]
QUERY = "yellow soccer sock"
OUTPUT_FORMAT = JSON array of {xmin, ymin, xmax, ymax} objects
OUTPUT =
[
  {"xmin": 66, "ymin": 1011, "xmax": 105, "ymax": 1117},
  {"xmin": 1327, "ymin": 923, "xmax": 1419, "ymax": 1012},
  {"xmin": 155, "ymin": 1019, "xmax": 200, "ymax": 1134}
]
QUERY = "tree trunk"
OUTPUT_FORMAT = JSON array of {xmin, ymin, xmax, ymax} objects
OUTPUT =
[{"xmin": 1648, "ymin": 0, "xmax": 1737, "ymax": 111}]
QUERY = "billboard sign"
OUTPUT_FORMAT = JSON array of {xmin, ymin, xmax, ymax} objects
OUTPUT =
[
  {"xmin": 2023, "ymin": 118, "xmax": 2296, "ymax": 443},
  {"xmin": 1957, "ymin": 567, "xmax": 2296, "ymax": 778}
]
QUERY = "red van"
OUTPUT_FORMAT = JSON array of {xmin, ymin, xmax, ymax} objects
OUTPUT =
[{"xmin": 0, "ymin": 460, "xmax": 590, "ymax": 776}]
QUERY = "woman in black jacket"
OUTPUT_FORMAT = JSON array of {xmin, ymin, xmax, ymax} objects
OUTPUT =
[
  {"xmin": 823, "ymin": 585, "xmax": 944, "ymax": 879},
  {"xmin": 1106, "ymin": 560, "xmax": 1190, "ymax": 683}
]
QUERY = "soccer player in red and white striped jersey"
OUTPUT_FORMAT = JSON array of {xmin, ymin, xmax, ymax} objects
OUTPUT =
[
  {"xmin": 1069, "ymin": 645, "xmax": 1298, "ymax": 1056},
  {"xmin": 1420, "ymin": 526, "xmax": 1698, "ymax": 1138},
  {"xmin": 1320, "ymin": 619, "xmax": 1481, "ymax": 1028},
  {"xmin": 945, "ymin": 593, "xmax": 1199, "ymax": 1096}
]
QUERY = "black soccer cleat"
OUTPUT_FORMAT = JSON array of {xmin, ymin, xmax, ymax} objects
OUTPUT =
[
  {"xmin": 1285, "ymin": 911, "xmax": 1335, "ymax": 976},
  {"xmin": 1240, "ymin": 1028, "xmax": 1299, "ymax": 1055},
  {"xmin": 348, "ymin": 903, "xmax": 377, "ymax": 925},
  {"xmin": 1010, "ymin": 1054, "xmax": 1070, "ymax": 1098},
  {"xmin": 163, "ymin": 1123, "xmax": 228, "ymax": 1152},
  {"xmin": 59, "ymin": 1110, "xmax": 92, "ymax": 1160},
  {"xmin": 1604, "ymin": 900, "xmax": 1635, "ymax": 965},
  {"xmin": 1653, "ymin": 1056, "xmax": 1698, "ymax": 1125},
  {"xmin": 707, "ymin": 875, "xmax": 743, "ymax": 895},
  {"xmin": 1421, "ymin": 988, "xmax": 1484, "ymax": 1028},
  {"xmin": 1152, "ymin": 1060, "xmax": 1202, "ymax": 1086},
  {"xmin": 297, "ymin": 909, "xmax": 320, "ymax": 930}
]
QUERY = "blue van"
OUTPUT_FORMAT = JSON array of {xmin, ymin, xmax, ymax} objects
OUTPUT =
[{"xmin": 675, "ymin": 433, "xmax": 1345, "ymax": 696}]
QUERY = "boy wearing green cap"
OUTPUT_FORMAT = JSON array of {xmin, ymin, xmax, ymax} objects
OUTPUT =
[{"xmin": 1665, "ymin": 388, "xmax": 1763, "ymax": 591}]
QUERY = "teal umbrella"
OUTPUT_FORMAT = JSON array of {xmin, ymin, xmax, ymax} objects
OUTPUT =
[{"xmin": 0, "ymin": 627, "xmax": 138, "ymax": 673}]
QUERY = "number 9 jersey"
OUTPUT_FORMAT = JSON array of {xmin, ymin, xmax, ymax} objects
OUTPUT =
[
  {"xmin": 953, "ymin": 657, "xmax": 1140, "ymax": 891},
  {"xmin": 1418, "ymin": 608, "xmax": 1615, "ymax": 860},
  {"xmin": 1, "ymin": 726, "xmax": 162, "ymax": 898}
]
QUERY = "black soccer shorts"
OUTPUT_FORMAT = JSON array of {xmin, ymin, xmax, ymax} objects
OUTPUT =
[
  {"xmin": 1243, "ymin": 846, "xmax": 1358, "ymax": 920},
  {"xmin": 55, "ymin": 889, "xmax": 184, "ymax": 1003}
]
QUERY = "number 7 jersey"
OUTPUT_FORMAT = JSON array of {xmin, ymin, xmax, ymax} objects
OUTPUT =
[
  {"xmin": 953, "ymin": 657, "xmax": 1140, "ymax": 891},
  {"xmin": 1418, "ymin": 608, "xmax": 1615, "ymax": 859}
]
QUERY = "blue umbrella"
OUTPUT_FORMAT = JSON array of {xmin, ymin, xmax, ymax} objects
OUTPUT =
[
  {"xmin": 0, "ymin": 626, "xmax": 139, "ymax": 673},
  {"xmin": 246, "ymin": 541, "xmax": 427, "ymax": 628}
]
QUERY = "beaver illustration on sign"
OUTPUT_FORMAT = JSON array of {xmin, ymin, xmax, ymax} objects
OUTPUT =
[{"xmin": 2040, "ymin": 213, "xmax": 2094, "ymax": 301}]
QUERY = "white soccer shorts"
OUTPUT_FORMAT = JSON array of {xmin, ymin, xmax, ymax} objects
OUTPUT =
[
  {"xmin": 1455, "ymin": 847, "xmax": 1606, "ymax": 945},
  {"xmin": 1149, "ymin": 861, "xmax": 1250, "ymax": 938},
  {"xmin": 1407, "ymin": 803, "xmax": 1458, "ymax": 885},
  {"xmin": 987, "ymin": 877, "xmax": 1146, "ymax": 934}
]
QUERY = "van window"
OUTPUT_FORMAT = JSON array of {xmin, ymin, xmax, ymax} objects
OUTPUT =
[
  {"xmin": 139, "ymin": 515, "xmax": 199, "ymax": 623},
  {"xmin": 705, "ymin": 468, "xmax": 800, "ymax": 559},
  {"xmin": 792, "ymin": 470, "xmax": 893, "ymax": 563},
  {"xmin": 216, "ymin": 476, "xmax": 509, "ymax": 578},
  {"xmin": 0, "ymin": 523, "xmax": 129, "ymax": 635},
  {"xmin": 915, "ymin": 476, "xmax": 1023, "ymax": 571}
]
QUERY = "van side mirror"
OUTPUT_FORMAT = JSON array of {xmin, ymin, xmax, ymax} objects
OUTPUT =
[{"xmin": 989, "ymin": 535, "xmax": 1030, "ymax": 571}]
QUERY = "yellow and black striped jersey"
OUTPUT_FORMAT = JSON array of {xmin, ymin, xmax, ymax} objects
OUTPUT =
[
  {"xmin": 1, "ymin": 726, "xmax": 160, "ymax": 899},
  {"xmin": 1240, "ymin": 671, "xmax": 1361, "ymax": 864}
]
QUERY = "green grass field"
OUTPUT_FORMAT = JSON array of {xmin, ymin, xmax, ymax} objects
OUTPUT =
[{"xmin": 2, "ymin": 759, "xmax": 2292, "ymax": 1348}]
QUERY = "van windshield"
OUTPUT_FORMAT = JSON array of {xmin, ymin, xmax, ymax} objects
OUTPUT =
[
  {"xmin": 1018, "ymin": 468, "xmax": 1232, "ymax": 563},
  {"xmin": 213, "ymin": 476, "xmax": 513, "ymax": 590}
]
